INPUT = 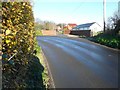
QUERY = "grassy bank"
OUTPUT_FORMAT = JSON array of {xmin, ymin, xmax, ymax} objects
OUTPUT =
[
  {"xmin": 35, "ymin": 30, "xmax": 43, "ymax": 36},
  {"xmin": 35, "ymin": 29, "xmax": 51, "ymax": 88},
  {"xmin": 34, "ymin": 40, "xmax": 50, "ymax": 88},
  {"xmin": 87, "ymin": 34, "xmax": 120, "ymax": 49}
]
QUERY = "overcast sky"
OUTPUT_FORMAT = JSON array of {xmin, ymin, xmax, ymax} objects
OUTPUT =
[{"xmin": 32, "ymin": 0, "xmax": 120, "ymax": 27}]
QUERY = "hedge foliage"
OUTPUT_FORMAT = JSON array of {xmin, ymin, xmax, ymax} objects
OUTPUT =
[
  {"xmin": 2, "ymin": 1, "xmax": 35, "ymax": 88},
  {"xmin": 88, "ymin": 34, "xmax": 120, "ymax": 49}
]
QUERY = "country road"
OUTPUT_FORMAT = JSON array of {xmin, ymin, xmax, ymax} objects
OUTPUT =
[{"xmin": 37, "ymin": 36, "xmax": 119, "ymax": 88}]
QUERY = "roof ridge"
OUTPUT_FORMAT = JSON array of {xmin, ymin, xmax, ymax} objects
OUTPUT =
[
  {"xmin": 73, "ymin": 22, "xmax": 96, "ymax": 29},
  {"xmin": 79, "ymin": 22, "xmax": 95, "ymax": 25}
]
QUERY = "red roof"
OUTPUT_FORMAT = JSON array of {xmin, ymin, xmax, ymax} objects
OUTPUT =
[
  {"xmin": 63, "ymin": 25, "xmax": 68, "ymax": 28},
  {"xmin": 68, "ymin": 23, "xmax": 77, "ymax": 27}
]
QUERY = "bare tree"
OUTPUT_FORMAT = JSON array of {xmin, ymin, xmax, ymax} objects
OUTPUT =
[{"xmin": 106, "ymin": 11, "xmax": 120, "ymax": 35}]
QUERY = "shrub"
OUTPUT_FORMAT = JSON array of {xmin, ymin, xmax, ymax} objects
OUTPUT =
[{"xmin": 2, "ymin": 2, "xmax": 35, "ymax": 88}]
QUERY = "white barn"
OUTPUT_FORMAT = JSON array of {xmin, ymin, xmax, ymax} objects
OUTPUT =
[{"xmin": 71, "ymin": 22, "xmax": 102, "ymax": 37}]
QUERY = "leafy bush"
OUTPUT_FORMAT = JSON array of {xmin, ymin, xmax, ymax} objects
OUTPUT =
[{"xmin": 2, "ymin": 2, "xmax": 35, "ymax": 88}]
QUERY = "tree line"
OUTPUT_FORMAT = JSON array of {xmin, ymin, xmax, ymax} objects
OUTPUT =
[
  {"xmin": 35, "ymin": 19, "xmax": 56, "ymax": 30},
  {"xmin": 35, "ymin": 18, "xmax": 66, "ymax": 31},
  {"xmin": 106, "ymin": 11, "xmax": 120, "ymax": 35}
]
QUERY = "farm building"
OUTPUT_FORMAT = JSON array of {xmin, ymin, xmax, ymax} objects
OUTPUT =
[{"xmin": 70, "ymin": 22, "xmax": 102, "ymax": 37}]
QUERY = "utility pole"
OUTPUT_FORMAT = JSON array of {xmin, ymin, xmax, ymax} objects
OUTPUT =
[
  {"xmin": 118, "ymin": 1, "xmax": 120, "ymax": 18},
  {"xmin": 103, "ymin": 0, "xmax": 106, "ymax": 32}
]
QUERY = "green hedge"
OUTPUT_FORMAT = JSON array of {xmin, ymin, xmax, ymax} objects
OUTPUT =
[
  {"xmin": 2, "ymin": 2, "xmax": 35, "ymax": 88},
  {"xmin": 88, "ymin": 34, "xmax": 120, "ymax": 49}
]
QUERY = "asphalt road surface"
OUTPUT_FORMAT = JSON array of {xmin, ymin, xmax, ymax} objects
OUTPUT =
[{"xmin": 37, "ymin": 36, "xmax": 119, "ymax": 88}]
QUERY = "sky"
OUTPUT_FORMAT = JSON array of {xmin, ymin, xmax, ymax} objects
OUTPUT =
[{"xmin": 32, "ymin": 0, "xmax": 120, "ymax": 27}]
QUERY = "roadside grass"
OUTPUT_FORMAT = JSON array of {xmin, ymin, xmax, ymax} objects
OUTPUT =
[
  {"xmin": 35, "ymin": 30, "xmax": 43, "ymax": 36},
  {"xmin": 86, "ymin": 34, "xmax": 120, "ymax": 49},
  {"xmin": 35, "ymin": 29, "xmax": 50, "ymax": 88},
  {"xmin": 34, "ymin": 39, "xmax": 50, "ymax": 88}
]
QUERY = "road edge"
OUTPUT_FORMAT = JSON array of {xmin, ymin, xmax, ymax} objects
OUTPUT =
[
  {"xmin": 41, "ymin": 49, "xmax": 56, "ymax": 89},
  {"xmin": 86, "ymin": 39, "xmax": 120, "ymax": 51}
]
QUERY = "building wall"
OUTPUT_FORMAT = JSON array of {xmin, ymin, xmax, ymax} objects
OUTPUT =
[
  {"xmin": 41, "ymin": 30, "xmax": 57, "ymax": 36},
  {"xmin": 90, "ymin": 23, "xmax": 102, "ymax": 36},
  {"xmin": 70, "ymin": 30, "xmax": 91, "ymax": 37},
  {"xmin": 70, "ymin": 22, "xmax": 102, "ymax": 37},
  {"xmin": 64, "ymin": 29, "xmax": 70, "ymax": 34},
  {"xmin": 90, "ymin": 23, "xmax": 102, "ymax": 32}
]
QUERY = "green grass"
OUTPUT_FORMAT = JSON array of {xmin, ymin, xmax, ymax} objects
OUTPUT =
[
  {"xmin": 34, "ymin": 39, "xmax": 50, "ymax": 88},
  {"xmin": 35, "ymin": 30, "xmax": 43, "ymax": 36},
  {"xmin": 37, "ymin": 52, "xmax": 50, "ymax": 88}
]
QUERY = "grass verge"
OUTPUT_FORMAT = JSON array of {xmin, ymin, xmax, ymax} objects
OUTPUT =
[
  {"xmin": 34, "ymin": 39, "xmax": 50, "ymax": 88},
  {"xmin": 35, "ymin": 30, "xmax": 43, "ymax": 36}
]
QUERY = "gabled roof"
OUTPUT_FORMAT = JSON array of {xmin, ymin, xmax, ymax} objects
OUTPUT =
[{"xmin": 74, "ymin": 22, "xmax": 95, "ymax": 29}]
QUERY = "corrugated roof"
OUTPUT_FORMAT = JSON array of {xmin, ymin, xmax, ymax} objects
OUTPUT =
[{"xmin": 75, "ymin": 22, "xmax": 95, "ymax": 29}]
